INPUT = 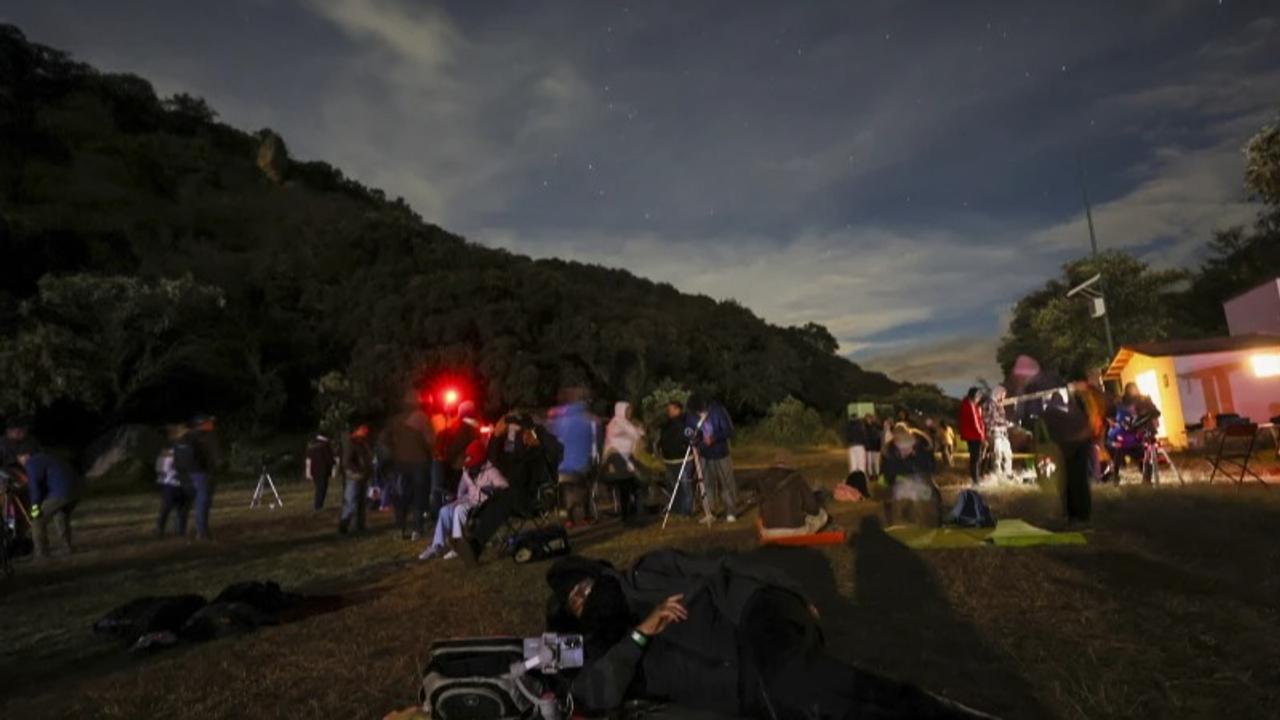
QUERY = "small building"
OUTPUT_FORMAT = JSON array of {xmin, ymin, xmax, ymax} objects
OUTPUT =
[{"xmin": 1105, "ymin": 334, "xmax": 1280, "ymax": 448}]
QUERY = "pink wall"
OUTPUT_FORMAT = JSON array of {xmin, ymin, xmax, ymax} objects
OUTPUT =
[
  {"xmin": 1224, "ymin": 278, "xmax": 1280, "ymax": 336},
  {"xmin": 1174, "ymin": 347, "xmax": 1280, "ymax": 427}
]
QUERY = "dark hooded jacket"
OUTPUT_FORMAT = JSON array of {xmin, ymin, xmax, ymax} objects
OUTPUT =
[{"xmin": 548, "ymin": 550, "xmax": 807, "ymax": 717}]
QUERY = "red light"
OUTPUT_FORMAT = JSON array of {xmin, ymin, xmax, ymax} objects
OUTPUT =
[
  {"xmin": 480, "ymin": 425, "xmax": 493, "ymax": 436},
  {"xmin": 443, "ymin": 389, "xmax": 460, "ymax": 407}
]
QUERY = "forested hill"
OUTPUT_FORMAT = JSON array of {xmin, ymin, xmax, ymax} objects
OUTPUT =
[{"xmin": 0, "ymin": 24, "xmax": 903, "ymax": 439}]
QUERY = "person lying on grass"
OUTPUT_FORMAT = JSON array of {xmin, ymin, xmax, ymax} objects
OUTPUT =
[{"xmin": 545, "ymin": 550, "xmax": 996, "ymax": 719}]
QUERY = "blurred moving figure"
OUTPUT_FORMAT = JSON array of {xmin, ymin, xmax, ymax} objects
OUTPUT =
[
  {"xmin": 18, "ymin": 446, "xmax": 81, "ymax": 558},
  {"xmin": 381, "ymin": 409, "xmax": 434, "ymax": 540},
  {"xmin": 549, "ymin": 389, "xmax": 598, "ymax": 525},
  {"xmin": 881, "ymin": 422, "xmax": 942, "ymax": 527},
  {"xmin": 957, "ymin": 388, "xmax": 986, "ymax": 485},
  {"xmin": 939, "ymin": 420, "xmax": 956, "ymax": 468},
  {"xmin": 338, "ymin": 423, "xmax": 373, "ymax": 534},
  {"xmin": 1010, "ymin": 356, "xmax": 1093, "ymax": 524},
  {"xmin": 433, "ymin": 401, "xmax": 480, "ymax": 521},
  {"xmin": 305, "ymin": 432, "xmax": 336, "ymax": 511}
]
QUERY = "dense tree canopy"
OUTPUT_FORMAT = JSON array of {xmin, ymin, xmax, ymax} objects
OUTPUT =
[{"xmin": 0, "ymin": 25, "xmax": 901, "ymax": 443}]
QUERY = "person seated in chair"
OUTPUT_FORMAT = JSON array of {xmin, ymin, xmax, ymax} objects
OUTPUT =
[
  {"xmin": 756, "ymin": 459, "xmax": 830, "ymax": 538},
  {"xmin": 418, "ymin": 440, "xmax": 506, "ymax": 561},
  {"xmin": 545, "ymin": 550, "xmax": 995, "ymax": 719},
  {"xmin": 881, "ymin": 422, "xmax": 943, "ymax": 527}
]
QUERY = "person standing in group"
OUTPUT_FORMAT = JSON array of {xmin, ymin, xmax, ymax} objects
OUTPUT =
[
  {"xmin": 18, "ymin": 446, "xmax": 81, "ymax": 559},
  {"xmin": 381, "ymin": 408, "xmax": 434, "ymax": 540},
  {"xmin": 983, "ymin": 386, "xmax": 1013, "ymax": 482},
  {"xmin": 865, "ymin": 414, "xmax": 884, "ymax": 478},
  {"xmin": 657, "ymin": 401, "xmax": 696, "ymax": 517},
  {"xmin": 844, "ymin": 409, "xmax": 868, "ymax": 474},
  {"xmin": 338, "ymin": 423, "xmax": 374, "ymax": 534},
  {"xmin": 154, "ymin": 425, "xmax": 191, "ymax": 537},
  {"xmin": 691, "ymin": 395, "xmax": 738, "ymax": 524},
  {"xmin": 1010, "ymin": 357, "xmax": 1095, "ymax": 525},
  {"xmin": 602, "ymin": 401, "xmax": 646, "ymax": 521},
  {"xmin": 305, "ymin": 432, "xmax": 336, "ymax": 512},
  {"xmin": 957, "ymin": 388, "xmax": 986, "ymax": 485},
  {"xmin": 175, "ymin": 415, "xmax": 221, "ymax": 541},
  {"xmin": 549, "ymin": 389, "xmax": 599, "ymax": 526}
]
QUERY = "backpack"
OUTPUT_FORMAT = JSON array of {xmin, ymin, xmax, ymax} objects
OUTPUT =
[
  {"xmin": 171, "ymin": 437, "xmax": 198, "ymax": 476},
  {"xmin": 948, "ymin": 489, "xmax": 996, "ymax": 528},
  {"xmin": 419, "ymin": 638, "xmax": 560, "ymax": 720},
  {"xmin": 509, "ymin": 525, "xmax": 571, "ymax": 565}
]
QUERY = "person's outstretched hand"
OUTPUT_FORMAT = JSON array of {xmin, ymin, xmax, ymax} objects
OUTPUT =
[{"xmin": 637, "ymin": 594, "xmax": 687, "ymax": 636}]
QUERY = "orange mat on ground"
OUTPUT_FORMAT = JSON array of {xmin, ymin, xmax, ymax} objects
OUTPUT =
[{"xmin": 756, "ymin": 517, "xmax": 847, "ymax": 546}]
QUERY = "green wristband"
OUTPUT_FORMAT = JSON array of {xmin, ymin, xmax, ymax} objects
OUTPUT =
[{"xmin": 630, "ymin": 630, "xmax": 650, "ymax": 649}]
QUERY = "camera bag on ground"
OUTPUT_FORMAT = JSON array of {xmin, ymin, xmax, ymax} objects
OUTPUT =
[
  {"xmin": 420, "ymin": 637, "xmax": 551, "ymax": 720},
  {"xmin": 508, "ymin": 525, "xmax": 570, "ymax": 564}
]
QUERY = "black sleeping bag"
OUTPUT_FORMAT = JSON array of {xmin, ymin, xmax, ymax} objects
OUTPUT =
[{"xmin": 93, "ymin": 595, "xmax": 207, "ymax": 645}]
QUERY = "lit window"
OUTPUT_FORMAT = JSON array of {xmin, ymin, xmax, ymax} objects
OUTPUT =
[{"xmin": 1251, "ymin": 353, "xmax": 1280, "ymax": 378}]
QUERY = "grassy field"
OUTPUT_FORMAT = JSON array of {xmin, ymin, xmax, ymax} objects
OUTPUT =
[{"xmin": 2, "ymin": 447, "xmax": 1279, "ymax": 719}]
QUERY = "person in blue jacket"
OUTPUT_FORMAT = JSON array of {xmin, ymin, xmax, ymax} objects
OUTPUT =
[
  {"xmin": 17, "ymin": 446, "xmax": 81, "ymax": 559},
  {"xmin": 548, "ymin": 391, "xmax": 599, "ymax": 525}
]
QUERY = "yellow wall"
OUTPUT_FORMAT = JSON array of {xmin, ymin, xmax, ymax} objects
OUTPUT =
[{"xmin": 1118, "ymin": 353, "xmax": 1187, "ymax": 448}]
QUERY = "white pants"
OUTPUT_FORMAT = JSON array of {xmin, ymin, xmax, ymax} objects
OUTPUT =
[
  {"xmin": 992, "ymin": 436, "xmax": 1013, "ymax": 479},
  {"xmin": 847, "ymin": 445, "xmax": 867, "ymax": 474},
  {"xmin": 867, "ymin": 451, "xmax": 881, "ymax": 477}
]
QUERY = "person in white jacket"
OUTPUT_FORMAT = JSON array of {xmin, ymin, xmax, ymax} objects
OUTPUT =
[
  {"xmin": 419, "ymin": 439, "xmax": 507, "ymax": 560},
  {"xmin": 603, "ymin": 401, "xmax": 645, "ymax": 520},
  {"xmin": 604, "ymin": 401, "xmax": 645, "ymax": 469}
]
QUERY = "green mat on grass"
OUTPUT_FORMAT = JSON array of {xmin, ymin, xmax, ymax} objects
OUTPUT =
[{"xmin": 885, "ymin": 519, "xmax": 1087, "ymax": 550}]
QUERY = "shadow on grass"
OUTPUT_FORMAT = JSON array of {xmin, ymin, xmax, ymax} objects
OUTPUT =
[{"xmin": 743, "ymin": 517, "xmax": 1051, "ymax": 719}]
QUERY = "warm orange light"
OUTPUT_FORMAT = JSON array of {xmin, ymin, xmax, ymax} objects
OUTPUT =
[{"xmin": 1250, "ymin": 353, "xmax": 1280, "ymax": 378}]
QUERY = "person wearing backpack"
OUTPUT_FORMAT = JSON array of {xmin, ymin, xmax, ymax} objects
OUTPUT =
[{"xmin": 175, "ymin": 415, "xmax": 221, "ymax": 541}]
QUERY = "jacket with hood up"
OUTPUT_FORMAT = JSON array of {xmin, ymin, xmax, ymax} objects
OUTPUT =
[{"xmin": 604, "ymin": 402, "xmax": 645, "ymax": 462}]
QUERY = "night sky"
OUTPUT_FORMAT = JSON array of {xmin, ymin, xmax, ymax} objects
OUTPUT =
[{"xmin": 7, "ymin": 1, "xmax": 1278, "ymax": 394}]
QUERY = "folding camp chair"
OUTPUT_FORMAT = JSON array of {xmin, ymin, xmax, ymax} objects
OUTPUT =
[{"xmin": 1207, "ymin": 423, "xmax": 1267, "ymax": 489}]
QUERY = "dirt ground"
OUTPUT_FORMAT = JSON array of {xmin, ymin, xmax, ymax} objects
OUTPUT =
[{"xmin": 2, "ymin": 447, "xmax": 1278, "ymax": 719}]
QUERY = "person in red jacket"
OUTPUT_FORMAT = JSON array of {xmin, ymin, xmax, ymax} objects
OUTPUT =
[{"xmin": 957, "ymin": 387, "xmax": 986, "ymax": 485}]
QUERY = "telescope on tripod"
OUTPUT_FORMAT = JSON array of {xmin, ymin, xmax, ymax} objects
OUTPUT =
[{"xmin": 250, "ymin": 453, "xmax": 287, "ymax": 509}]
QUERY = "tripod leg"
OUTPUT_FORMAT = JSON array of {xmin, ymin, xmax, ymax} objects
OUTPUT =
[
  {"xmin": 661, "ymin": 446, "xmax": 694, "ymax": 530},
  {"xmin": 267, "ymin": 473, "xmax": 284, "ymax": 508}
]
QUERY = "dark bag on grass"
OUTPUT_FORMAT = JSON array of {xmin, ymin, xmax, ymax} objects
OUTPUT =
[
  {"xmin": 419, "ymin": 637, "xmax": 536, "ymax": 720},
  {"xmin": 180, "ymin": 601, "xmax": 275, "ymax": 641},
  {"xmin": 214, "ymin": 580, "xmax": 300, "ymax": 613},
  {"xmin": 93, "ymin": 594, "xmax": 207, "ymax": 645},
  {"xmin": 509, "ymin": 525, "xmax": 571, "ymax": 565},
  {"xmin": 948, "ymin": 489, "xmax": 996, "ymax": 528}
]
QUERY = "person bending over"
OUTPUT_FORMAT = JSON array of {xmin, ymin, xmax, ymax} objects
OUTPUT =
[
  {"xmin": 545, "ymin": 550, "xmax": 994, "ymax": 719},
  {"xmin": 19, "ymin": 446, "xmax": 82, "ymax": 559},
  {"xmin": 756, "ymin": 460, "xmax": 830, "ymax": 538},
  {"xmin": 881, "ymin": 422, "xmax": 943, "ymax": 527},
  {"xmin": 418, "ymin": 440, "xmax": 507, "ymax": 561}
]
